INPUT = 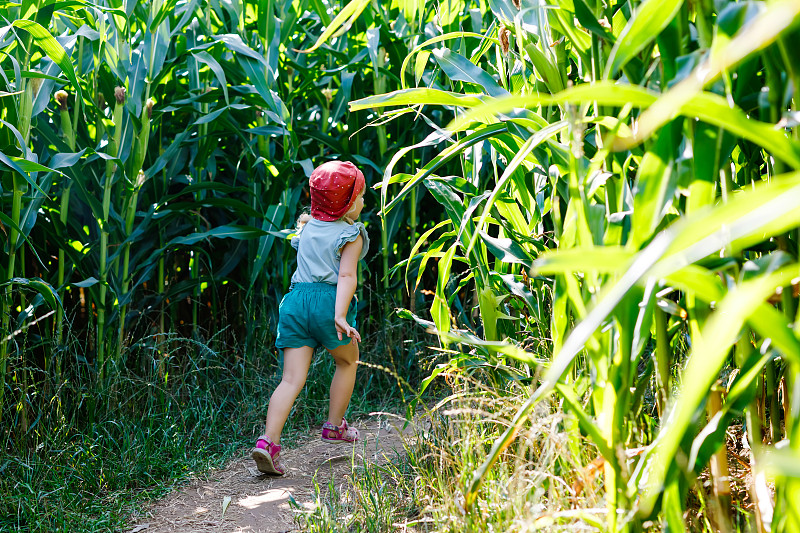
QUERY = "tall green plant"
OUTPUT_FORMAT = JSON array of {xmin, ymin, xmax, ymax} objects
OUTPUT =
[
  {"xmin": 352, "ymin": 0, "xmax": 800, "ymax": 528},
  {"xmin": 1, "ymin": 0, "xmax": 424, "ymax": 437}
]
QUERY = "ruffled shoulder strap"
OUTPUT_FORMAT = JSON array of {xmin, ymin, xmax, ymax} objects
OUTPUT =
[{"xmin": 334, "ymin": 222, "xmax": 369, "ymax": 260}]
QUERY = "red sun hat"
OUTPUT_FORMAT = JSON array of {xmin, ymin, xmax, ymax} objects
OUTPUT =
[{"xmin": 309, "ymin": 161, "xmax": 365, "ymax": 222}]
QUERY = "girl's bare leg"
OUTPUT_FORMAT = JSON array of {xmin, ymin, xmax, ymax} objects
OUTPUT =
[
  {"xmin": 326, "ymin": 342, "xmax": 360, "ymax": 426},
  {"xmin": 265, "ymin": 346, "xmax": 314, "ymax": 444}
]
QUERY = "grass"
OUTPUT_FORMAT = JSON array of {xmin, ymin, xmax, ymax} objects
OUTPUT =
[
  {"xmin": 0, "ymin": 335, "xmax": 262, "ymax": 532},
  {"xmin": 295, "ymin": 441, "xmax": 422, "ymax": 533},
  {"xmin": 295, "ymin": 368, "xmax": 610, "ymax": 532},
  {"xmin": 1, "ymin": 411, "xmax": 239, "ymax": 532},
  {"xmin": 0, "ymin": 299, "xmax": 423, "ymax": 532}
]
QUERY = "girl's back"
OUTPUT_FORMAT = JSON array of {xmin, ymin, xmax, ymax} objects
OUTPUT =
[{"xmin": 291, "ymin": 218, "xmax": 369, "ymax": 286}]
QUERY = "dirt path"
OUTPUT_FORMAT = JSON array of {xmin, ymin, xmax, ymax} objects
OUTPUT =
[{"xmin": 128, "ymin": 414, "xmax": 409, "ymax": 533}]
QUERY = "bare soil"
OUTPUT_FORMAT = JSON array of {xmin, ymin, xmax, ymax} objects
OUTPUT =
[{"xmin": 127, "ymin": 414, "xmax": 409, "ymax": 533}]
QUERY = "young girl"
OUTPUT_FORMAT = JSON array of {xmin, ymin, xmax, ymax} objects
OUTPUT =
[{"xmin": 252, "ymin": 160, "xmax": 369, "ymax": 476}]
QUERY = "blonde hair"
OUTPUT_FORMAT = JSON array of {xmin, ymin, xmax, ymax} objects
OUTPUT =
[
  {"xmin": 296, "ymin": 212, "xmax": 312, "ymax": 232},
  {"xmin": 339, "ymin": 185, "xmax": 365, "ymax": 225}
]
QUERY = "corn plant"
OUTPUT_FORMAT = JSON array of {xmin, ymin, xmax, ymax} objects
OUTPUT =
[
  {"xmin": 353, "ymin": 0, "xmax": 800, "ymax": 528},
  {"xmin": 0, "ymin": 9, "xmax": 78, "ymax": 419},
  {"xmin": 1, "ymin": 0, "xmax": 428, "ymax": 440}
]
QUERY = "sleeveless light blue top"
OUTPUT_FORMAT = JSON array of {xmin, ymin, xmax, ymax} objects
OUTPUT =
[{"xmin": 290, "ymin": 218, "xmax": 369, "ymax": 285}]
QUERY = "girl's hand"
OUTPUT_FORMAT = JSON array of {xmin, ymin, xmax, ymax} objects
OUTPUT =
[{"xmin": 335, "ymin": 316, "xmax": 361, "ymax": 344}]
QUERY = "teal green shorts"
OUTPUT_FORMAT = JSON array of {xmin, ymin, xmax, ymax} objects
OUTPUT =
[{"xmin": 275, "ymin": 283, "xmax": 357, "ymax": 351}]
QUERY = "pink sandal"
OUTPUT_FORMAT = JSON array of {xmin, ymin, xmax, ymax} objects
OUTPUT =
[
  {"xmin": 321, "ymin": 418, "xmax": 360, "ymax": 443},
  {"xmin": 251, "ymin": 435, "xmax": 285, "ymax": 475}
]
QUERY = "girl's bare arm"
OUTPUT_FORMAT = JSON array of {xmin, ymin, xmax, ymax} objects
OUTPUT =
[{"xmin": 335, "ymin": 235, "xmax": 363, "ymax": 343}]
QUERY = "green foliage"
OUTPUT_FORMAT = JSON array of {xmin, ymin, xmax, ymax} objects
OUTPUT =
[
  {"xmin": 353, "ymin": 0, "xmax": 800, "ymax": 529},
  {"xmin": 0, "ymin": 0, "xmax": 425, "ymax": 422}
]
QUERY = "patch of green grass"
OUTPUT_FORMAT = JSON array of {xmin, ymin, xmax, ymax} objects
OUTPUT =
[
  {"xmin": 1, "ymin": 417, "xmax": 235, "ymax": 531},
  {"xmin": 0, "ymin": 362, "xmax": 257, "ymax": 532},
  {"xmin": 294, "ymin": 447, "xmax": 422, "ymax": 533}
]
